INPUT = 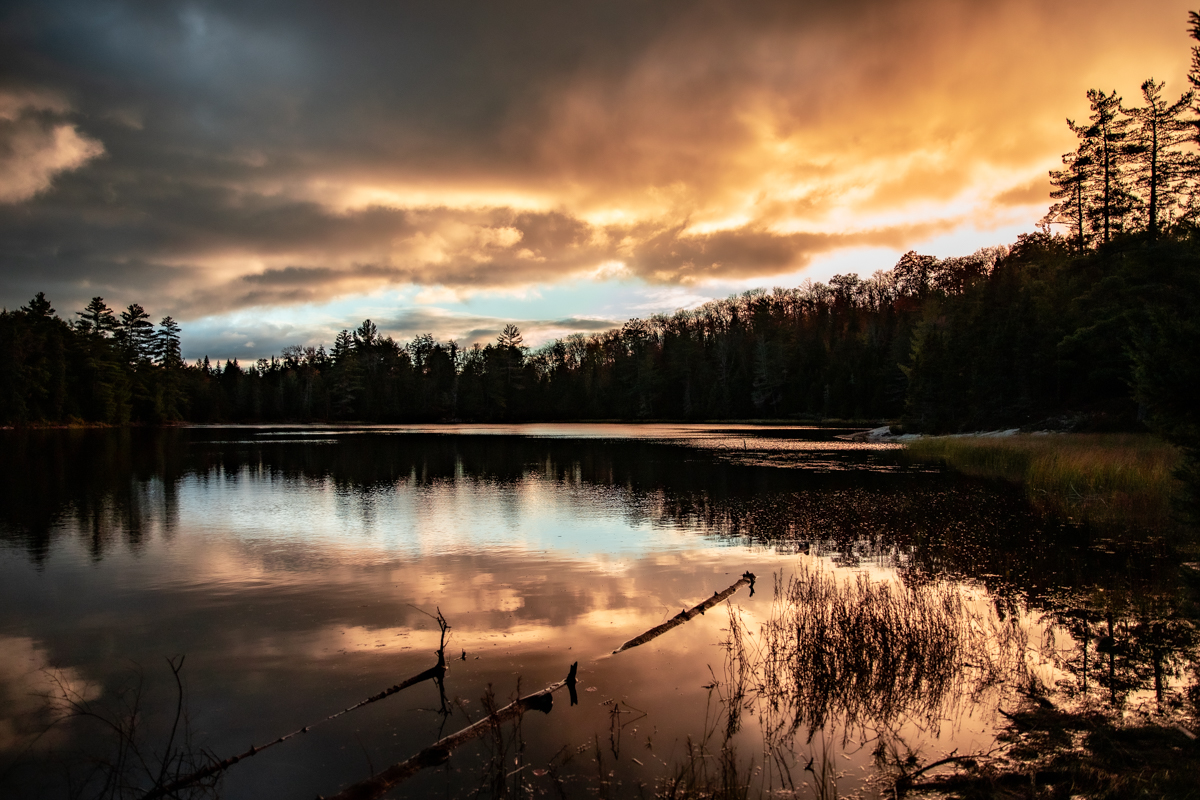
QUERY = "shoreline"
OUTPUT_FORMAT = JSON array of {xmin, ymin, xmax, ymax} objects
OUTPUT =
[
  {"xmin": 901, "ymin": 431, "xmax": 1185, "ymax": 532},
  {"xmin": 1, "ymin": 418, "xmax": 888, "ymax": 431}
]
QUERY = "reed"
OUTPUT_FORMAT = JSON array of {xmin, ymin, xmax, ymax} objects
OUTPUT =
[
  {"xmin": 759, "ymin": 564, "xmax": 1029, "ymax": 740},
  {"xmin": 650, "ymin": 565, "xmax": 1033, "ymax": 800},
  {"xmin": 906, "ymin": 433, "xmax": 1182, "ymax": 528}
]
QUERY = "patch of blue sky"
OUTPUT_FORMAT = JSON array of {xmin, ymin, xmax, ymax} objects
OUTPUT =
[
  {"xmin": 180, "ymin": 294, "xmax": 388, "ymax": 361},
  {"xmin": 180, "ymin": 231, "xmax": 1018, "ymax": 362},
  {"xmin": 439, "ymin": 278, "xmax": 705, "ymax": 328},
  {"xmin": 172, "ymin": 469, "xmax": 709, "ymax": 561},
  {"xmin": 182, "ymin": 278, "xmax": 696, "ymax": 359}
]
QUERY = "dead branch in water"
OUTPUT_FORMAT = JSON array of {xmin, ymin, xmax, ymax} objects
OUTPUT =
[
  {"xmin": 139, "ymin": 609, "xmax": 452, "ymax": 800},
  {"xmin": 610, "ymin": 572, "xmax": 755, "ymax": 655},
  {"xmin": 37, "ymin": 656, "xmax": 221, "ymax": 800},
  {"xmin": 321, "ymin": 572, "xmax": 755, "ymax": 799},
  {"xmin": 324, "ymin": 662, "xmax": 579, "ymax": 800}
]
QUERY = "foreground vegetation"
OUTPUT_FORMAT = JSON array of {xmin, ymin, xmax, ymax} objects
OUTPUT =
[
  {"xmin": 907, "ymin": 434, "xmax": 1184, "ymax": 529},
  {"xmin": 666, "ymin": 564, "xmax": 1200, "ymax": 799},
  {"xmin": 900, "ymin": 700, "xmax": 1200, "ymax": 800}
]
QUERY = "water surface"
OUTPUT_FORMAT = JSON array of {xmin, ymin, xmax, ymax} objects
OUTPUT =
[{"xmin": 0, "ymin": 425, "xmax": 1192, "ymax": 798}]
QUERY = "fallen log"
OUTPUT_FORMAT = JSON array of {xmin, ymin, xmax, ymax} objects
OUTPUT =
[
  {"xmin": 140, "ymin": 612, "xmax": 451, "ymax": 800},
  {"xmin": 323, "ymin": 663, "xmax": 579, "ymax": 800},
  {"xmin": 324, "ymin": 572, "xmax": 754, "ymax": 798},
  {"xmin": 610, "ymin": 572, "xmax": 755, "ymax": 655}
]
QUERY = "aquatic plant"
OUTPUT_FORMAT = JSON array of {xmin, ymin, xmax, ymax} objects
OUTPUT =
[
  {"xmin": 906, "ymin": 433, "xmax": 1182, "ymax": 528},
  {"xmin": 756, "ymin": 563, "xmax": 1031, "ymax": 740},
  {"xmin": 900, "ymin": 698, "xmax": 1200, "ymax": 799},
  {"xmin": 631, "ymin": 565, "xmax": 1036, "ymax": 800}
]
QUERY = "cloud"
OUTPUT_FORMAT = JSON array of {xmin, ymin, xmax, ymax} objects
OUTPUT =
[
  {"xmin": 624, "ymin": 218, "xmax": 960, "ymax": 283},
  {"xmin": 147, "ymin": 205, "xmax": 959, "ymax": 318},
  {"xmin": 0, "ymin": 635, "xmax": 97, "ymax": 755},
  {"xmin": 0, "ymin": 90, "xmax": 104, "ymax": 203},
  {"xmin": 181, "ymin": 303, "xmax": 624, "ymax": 359},
  {"xmin": 0, "ymin": 0, "xmax": 1193, "ymax": 318},
  {"xmin": 994, "ymin": 177, "xmax": 1053, "ymax": 207},
  {"xmin": 376, "ymin": 307, "xmax": 620, "ymax": 348}
]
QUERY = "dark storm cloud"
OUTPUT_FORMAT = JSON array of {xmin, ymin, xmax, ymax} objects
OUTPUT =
[{"xmin": 0, "ymin": 0, "xmax": 1192, "ymax": 317}]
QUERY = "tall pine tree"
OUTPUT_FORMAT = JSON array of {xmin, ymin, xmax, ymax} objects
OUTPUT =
[
  {"xmin": 1047, "ymin": 148, "xmax": 1093, "ymax": 249},
  {"xmin": 1069, "ymin": 90, "xmax": 1134, "ymax": 244},
  {"xmin": 1124, "ymin": 79, "xmax": 1193, "ymax": 238}
]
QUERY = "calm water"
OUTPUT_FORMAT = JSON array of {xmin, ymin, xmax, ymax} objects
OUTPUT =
[{"xmin": 0, "ymin": 425, "xmax": 1193, "ymax": 799}]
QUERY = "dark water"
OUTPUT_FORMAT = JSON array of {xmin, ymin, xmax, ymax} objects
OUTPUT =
[{"xmin": 0, "ymin": 425, "xmax": 1194, "ymax": 799}]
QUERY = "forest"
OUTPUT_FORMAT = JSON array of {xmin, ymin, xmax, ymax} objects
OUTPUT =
[{"xmin": 3, "ymin": 17, "xmax": 1199, "ymax": 460}]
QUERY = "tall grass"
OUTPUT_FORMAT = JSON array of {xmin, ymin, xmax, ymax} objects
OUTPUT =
[
  {"xmin": 651, "ymin": 565, "xmax": 1034, "ymax": 799},
  {"xmin": 759, "ymin": 565, "xmax": 1029, "ymax": 740},
  {"xmin": 906, "ymin": 433, "xmax": 1182, "ymax": 528}
]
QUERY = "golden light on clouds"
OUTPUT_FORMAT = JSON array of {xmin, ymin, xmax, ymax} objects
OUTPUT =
[
  {"xmin": 0, "ymin": 0, "xmax": 1195, "ymax": 334},
  {"xmin": 0, "ymin": 90, "xmax": 104, "ymax": 204}
]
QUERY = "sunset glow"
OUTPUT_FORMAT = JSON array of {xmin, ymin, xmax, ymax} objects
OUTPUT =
[{"xmin": 0, "ymin": 0, "xmax": 1194, "ymax": 356}]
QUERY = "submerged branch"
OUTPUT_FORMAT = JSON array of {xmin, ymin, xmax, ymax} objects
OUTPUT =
[
  {"xmin": 324, "ymin": 570, "xmax": 755, "ymax": 798},
  {"xmin": 610, "ymin": 572, "xmax": 756, "ymax": 655},
  {"xmin": 140, "ymin": 610, "xmax": 452, "ymax": 800},
  {"xmin": 325, "ymin": 662, "xmax": 579, "ymax": 800}
]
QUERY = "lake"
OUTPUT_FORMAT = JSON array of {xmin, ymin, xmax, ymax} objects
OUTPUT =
[{"xmin": 0, "ymin": 425, "xmax": 1192, "ymax": 799}]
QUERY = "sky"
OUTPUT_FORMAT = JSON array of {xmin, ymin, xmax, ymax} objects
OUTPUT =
[{"xmin": 0, "ymin": 0, "xmax": 1194, "ymax": 360}]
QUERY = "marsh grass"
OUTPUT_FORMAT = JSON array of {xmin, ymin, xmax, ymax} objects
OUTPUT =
[
  {"xmin": 759, "ymin": 565, "xmax": 1030, "ymax": 741},
  {"xmin": 638, "ymin": 565, "xmax": 1036, "ymax": 800},
  {"xmin": 906, "ymin": 433, "xmax": 1182, "ymax": 528}
]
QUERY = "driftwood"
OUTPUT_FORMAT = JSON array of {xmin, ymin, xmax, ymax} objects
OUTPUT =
[
  {"xmin": 610, "ymin": 572, "xmax": 755, "ymax": 655},
  {"xmin": 139, "ymin": 612, "xmax": 451, "ymax": 800},
  {"xmin": 323, "ymin": 663, "xmax": 579, "ymax": 800},
  {"xmin": 149, "ymin": 572, "xmax": 755, "ymax": 800},
  {"xmin": 322, "ymin": 571, "xmax": 755, "ymax": 798}
]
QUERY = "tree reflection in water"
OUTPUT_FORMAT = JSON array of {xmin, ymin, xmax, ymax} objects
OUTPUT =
[
  {"xmin": 687, "ymin": 563, "xmax": 1200, "ymax": 798},
  {"xmin": 1, "ymin": 427, "xmax": 1197, "ymax": 798}
]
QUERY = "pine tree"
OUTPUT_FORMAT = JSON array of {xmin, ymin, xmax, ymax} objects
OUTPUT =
[
  {"xmin": 330, "ymin": 329, "xmax": 360, "ymax": 418},
  {"xmin": 494, "ymin": 324, "xmax": 526, "ymax": 415},
  {"xmin": 153, "ymin": 316, "xmax": 184, "ymax": 420},
  {"xmin": 354, "ymin": 319, "xmax": 378, "ymax": 347},
  {"xmin": 1046, "ymin": 149, "xmax": 1092, "ymax": 249},
  {"xmin": 117, "ymin": 304, "xmax": 155, "ymax": 364},
  {"xmin": 1188, "ymin": 10, "xmax": 1200, "ymax": 93},
  {"xmin": 154, "ymin": 316, "xmax": 183, "ymax": 369},
  {"xmin": 497, "ymin": 324, "xmax": 524, "ymax": 349},
  {"xmin": 1070, "ymin": 90, "xmax": 1135, "ymax": 244},
  {"xmin": 71, "ymin": 297, "xmax": 129, "ymax": 422},
  {"xmin": 332, "ymin": 329, "xmax": 355, "ymax": 362},
  {"xmin": 1124, "ymin": 79, "xmax": 1193, "ymax": 238},
  {"xmin": 76, "ymin": 297, "xmax": 117, "ymax": 337},
  {"xmin": 22, "ymin": 292, "xmax": 54, "ymax": 318}
]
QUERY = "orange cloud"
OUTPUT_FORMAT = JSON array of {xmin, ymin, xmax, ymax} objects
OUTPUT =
[
  {"xmin": 0, "ymin": 0, "xmax": 1193, "ymax": 316},
  {"xmin": 0, "ymin": 90, "xmax": 104, "ymax": 204}
]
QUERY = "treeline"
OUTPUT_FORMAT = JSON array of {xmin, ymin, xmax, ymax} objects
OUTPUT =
[
  {"xmin": 0, "ymin": 294, "xmax": 186, "ymax": 424},
  {"xmin": 2, "ymin": 14, "xmax": 1198, "ymax": 449},
  {"xmin": 0, "ymin": 250, "xmax": 993, "ymax": 425},
  {"xmin": 3, "ymin": 233, "xmax": 1193, "ymax": 434}
]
